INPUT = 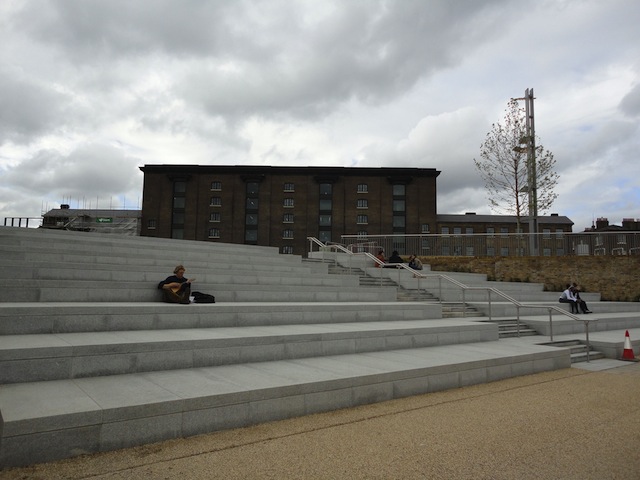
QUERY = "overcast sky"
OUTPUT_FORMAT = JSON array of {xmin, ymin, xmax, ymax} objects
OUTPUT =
[{"xmin": 1, "ymin": 0, "xmax": 639, "ymax": 231}]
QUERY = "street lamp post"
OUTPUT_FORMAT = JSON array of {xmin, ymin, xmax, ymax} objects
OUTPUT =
[
  {"xmin": 524, "ymin": 88, "xmax": 538, "ymax": 256},
  {"xmin": 513, "ymin": 88, "xmax": 538, "ymax": 255}
]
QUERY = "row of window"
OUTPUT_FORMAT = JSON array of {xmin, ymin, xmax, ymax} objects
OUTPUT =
[
  {"xmin": 209, "ymin": 182, "xmax": 371, "ymax": 193},
  {"xmin": 440, "ymin": 227, "xmax": 565, "ymax": 237},
  {"xmin": 209, "ymin": 197, "xmax": 412, "ymax": 211}
]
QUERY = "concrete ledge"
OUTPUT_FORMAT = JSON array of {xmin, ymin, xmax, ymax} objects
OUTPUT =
[
  {"xmin": 0, "ymin": 320, "xmax": 498, "ymax": 383},
  {"xmin": 0, "ymin": 340, "xmax": 568, "ymax": 468}
]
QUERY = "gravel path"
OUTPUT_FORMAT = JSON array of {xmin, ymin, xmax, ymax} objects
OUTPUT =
[{"xmin": 3, "ymin": 362, "xmax": 640, "ymax": 480}]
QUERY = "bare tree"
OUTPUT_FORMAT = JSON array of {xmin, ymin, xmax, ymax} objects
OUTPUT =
[{"xmin": 474, "ymin": 99, "xmax": 558, "ymax": 229}]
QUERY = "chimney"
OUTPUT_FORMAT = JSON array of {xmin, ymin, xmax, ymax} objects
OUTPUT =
[{"xmin": 595, "ymin": 217, "xmax": 609, "ymax": 230}]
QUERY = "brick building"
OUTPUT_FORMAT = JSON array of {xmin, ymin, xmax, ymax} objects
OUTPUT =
[
  {"xmin": 139, "ymin": 164, "xmax": 574, "ymax": 256},
  {"xmin": 139, "ymin": 165, "xmax": 440, "ymax": 255}
]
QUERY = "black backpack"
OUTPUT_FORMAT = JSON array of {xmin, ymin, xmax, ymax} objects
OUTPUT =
[{"xmin": 192, "ymin": 291, "xmax": 215, "ymax": 303}]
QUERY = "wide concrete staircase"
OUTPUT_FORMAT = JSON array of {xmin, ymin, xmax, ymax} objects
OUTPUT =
[{"xmin": 0, "ymin": 228, "xmax": 634, "ymax": 469}]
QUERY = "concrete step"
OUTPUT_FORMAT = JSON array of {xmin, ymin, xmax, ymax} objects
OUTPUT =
[
  {"xmin": 0, "ymin": 226, "xmax": 280, "ymax": 257},
  {"xmin": 0, "ymin": 319, "xmax": 498, "ymax": 384},
  {"xmin": 0, "ymin": 339, "xmax": 570, "ymax": 468},
  {"xmin": 0, "ymin": 302, "xmax": 443, "ymax": 335},
  {"xmin": 538, "ymin": 340, "xmax": 606, "ymax": 363},
  {"xmin": 0, "ymin": 280, "xmax": 399, "ymax": 303}
]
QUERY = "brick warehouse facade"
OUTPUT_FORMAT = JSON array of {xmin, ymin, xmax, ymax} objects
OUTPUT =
[
  {"xmin": 139, "ymin": 164, "xmax": 574, "ymax": 256},
  {"xmin": 139, "ymin": 165, "xmax": 440, "ymax": 255}
]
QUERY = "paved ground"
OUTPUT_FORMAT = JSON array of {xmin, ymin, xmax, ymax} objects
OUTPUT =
[{"xmin": 2, "ymin": 360, "xmax": 639, "ymax": 480}]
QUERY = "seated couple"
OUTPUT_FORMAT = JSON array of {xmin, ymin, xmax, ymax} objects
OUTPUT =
[{"xmin": 559, "ymin": 283, "xmax": 591, "ymax": 314}]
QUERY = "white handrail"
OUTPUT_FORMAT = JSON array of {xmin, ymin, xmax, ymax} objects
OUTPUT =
[{"xmin": 308, "ymin": 237, "xmax": 598, "ymax": 361}]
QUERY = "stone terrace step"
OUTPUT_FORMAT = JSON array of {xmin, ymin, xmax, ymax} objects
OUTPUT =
[
  {"xmin": 0, "ymin": 319, "xmax": 497, "ymax": 384},
  {"xmin": 0, "ymin": 340, "xmax": 569, "ymax": 468},
  {"xmin": 0, "ymin": 226, "xmax": 280, "ymax": 257},
  {"xmin": 0, "ymin": 280, "xmax": 399, "ymax": 303},
  {"xmin": 0, "ymin": 302, "xmax": 443, "ymax": 335}
]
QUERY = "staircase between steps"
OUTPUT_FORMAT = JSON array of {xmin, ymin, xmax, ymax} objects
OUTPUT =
[
  {"xmin": 326, "ymin": 263, "xmax": 482, "ymax": 318},
  {"xmin": 540, "ymin": 340, "xmax": 606, "ymax": 363}
]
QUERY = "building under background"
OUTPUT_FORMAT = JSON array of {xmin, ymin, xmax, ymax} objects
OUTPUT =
[
  {"xmin": 139, "ymin": 164, "xmax": 574, "ymax": 256},
  {"xmin": 41, "ymin": 205, "xmax": 141, "ymax": 235}
]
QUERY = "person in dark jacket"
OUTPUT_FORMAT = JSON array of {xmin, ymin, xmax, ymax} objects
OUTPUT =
[{"xmin": 158, "ymin": 265, "xmax": 194, "ymax": 304}]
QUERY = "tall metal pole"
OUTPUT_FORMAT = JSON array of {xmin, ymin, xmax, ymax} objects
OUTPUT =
[{"xmin": 525, "ymin": 88, "xmax": 538, "ymax": 255}]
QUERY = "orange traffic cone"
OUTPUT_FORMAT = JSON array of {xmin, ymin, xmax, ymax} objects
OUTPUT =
[{"xmin": 621, "ymin": 330, "xmax": 637, "ymax": 361}]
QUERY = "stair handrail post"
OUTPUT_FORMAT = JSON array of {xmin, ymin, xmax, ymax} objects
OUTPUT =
[
  {"xmin": 547, "ymin": 307, "xmax": 554, "ymax": 342},
  {"xmin": 516, "ymin": 305, "xmax": 521, "ymax": 337},
  {"xmin": 584, "ymin": 320, "xmax": 592, "ymax": 362},
  {"xmin": 487, "ymin": 288, "xmax": 493, "ymax": 321},
  {"xmin": 462, "ymin": 288, "xmax": 466, "ymax": 318}
]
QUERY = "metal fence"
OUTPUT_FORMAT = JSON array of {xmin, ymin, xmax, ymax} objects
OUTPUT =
[{"xmin": 340, "ymin": 232, "xmax": 640, "ymax": 257}]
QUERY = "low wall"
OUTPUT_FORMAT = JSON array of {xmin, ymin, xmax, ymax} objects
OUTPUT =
[{"xmin": 421, "ymin": 256, "xmax": 640, "ymax": 302}]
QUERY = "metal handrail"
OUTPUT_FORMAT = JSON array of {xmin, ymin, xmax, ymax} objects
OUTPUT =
[{"xmin": 307, "ymin": 237, "xmax": 598, "ymax": 361}]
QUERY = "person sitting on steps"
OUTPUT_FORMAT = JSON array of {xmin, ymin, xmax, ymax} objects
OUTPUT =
[
  {"xmin": 158, "ymin": 265, "xmax": 195, "ymax": 304},
  {"xmin": 559, "ymin": 284, "xmax": 579, "ymax": 313},
  {"xmin": 571, "ymin": 282, "xmax": 592, "ymax": 314},
  {"xmin": 387, "ymin": 250, "xmax": 404, "ymax": 267}
]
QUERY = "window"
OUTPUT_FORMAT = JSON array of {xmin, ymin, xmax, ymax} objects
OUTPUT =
[
  {"xmin": 543, "ymin": 229, "xmax": 551, "ymax": 239},
  {"xmin": 147, "ymin": 219, "xmax": 156, "ymax": 229},
  {"xmin": 500, "ymin": 247, "xmax": 509, "ymax": 256},
  {"xmin": 357, "ymin": 184, "xmax": 368, "ymax": 193},
  {"xmin": 283, "ymin": 213, "xmax": 294, "ymax": 223},
  {"xmin": 282, "ymin": 246, "xmax": 294, "ymax": 254},
  {"xmin": 466, "ymin": 246, "xmax": 474, "ymax": 256},
  {"xmin": 246, "ymin": 198, "xmax": 258, "ymax": 209},
  {"xmin": 319, "ymin": 231, "xmax": 331, "ymax": 243},
  {"xmin": 357, "ymin": 231, "xmax": 368, "ymax": 237},
  {"xmin": 283, "ymin": 229, "xmax": 294, "ymax": 239},
  {"xmin": 174, "ymin": 181, "xmax": 186, "ymax": 193},
  {"xmin": 319, "ymin": 215, "xmax": 331, "ymax": 226},
  {"xmin": 487, "ymin": 227, "xmax": 495, "ymax": 236},
  {"xmin": 209, "ymin": 212, "xmax": 220, "ymax": 222},
  {"xmin": 210, "ymin": 197, "xmax": 221, "ymax": 207},
  {"xmin": 319, "ymin": 183, "xmax": 332, "ymax": 195},
  {"xmin": 246, "ymin": 182, "xmax": 259, "ymax": 196},
  {"xmin": 500, "ymin": 227, "xmax": 509, "ymax": 237},
  {"xmin": 543, "ymin": 248, "xmax": 551, "ymax": 256},
  {"xmin": 284, "ymin": 198, "xmax": 294, "ymax": 207},
  {"xmin": 421, "ymin": 224, "xmax": 430, "ymax": 234},
  {"xmin": 246, "ymin": 214, "xmax": 258, "ymax": 225},
  {"xmin": 245, "ymin": 230, "xmax": 257, "ymax": 242},
  {"xmin": 284, "ymin": 183, "xmax": 295, "ymax": 192},
  {"xmin": 393, "ymin": 216, "xmax": 405, "ymax": 228},
  {"xmin": 357, "ymin": 199, "xmax": 368, "ymax": 209},
  {"xmin": 393, "ymin": 200, "xmax": 405, "ymax": 212},
  {"xmin": 210, "ymin": 181, "xmax": 221, "ymax": 191},
  {"xmin": 357, "ymin": 215, "xmax": 368, "ymax": 224},
  {"xmin": 441, "ymin": 227, "xmax": 450, "ymax": 235},
  {"xmin": 453, "ymin": 227, "xmax": 462, "ymax": 236},
  {"xmin": 466, "ymin": 227, "xmax": 474, "ymax": 235},
  {"xmin": 319, "ymin": 199, "xmax": 332, "ymax": 210},
  {"xmin": 172, "ymin": 180, "xmax": 186, "ymax": 240},
  {"xmin": 556, "ymin": 229, "xmax": 564, "ymax": 239},
  {"xmin": 393, "ymin": 184, "xmax": 406, "ymax": 196},
  {"xmin": 172, "ymin": 212, "xmax": 184, "ymax": 225},
  {"xmin": 208, "ymin": 228, "xmax": 220, "ymax": 238}
]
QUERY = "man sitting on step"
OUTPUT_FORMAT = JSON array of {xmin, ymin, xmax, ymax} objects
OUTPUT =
[{"xmin": 158, "ymin": 265, "xmax": 194, "ymax": 304}]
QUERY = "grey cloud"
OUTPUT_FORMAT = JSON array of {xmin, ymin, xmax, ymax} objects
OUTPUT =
[
  {"xmin": 0, "ymin": 68, "xmax": 71, "ymax": 143},
  {"xmin": 3, "ymin": 144, "xmax": 142, "ymax": 198},
  {"xmin": 619, "ymin": 84, "xmax": 640, "ymax": 117},
  {"xmin": 175, "ymin": 0, "xmax": 511, "ymax": 120}
]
